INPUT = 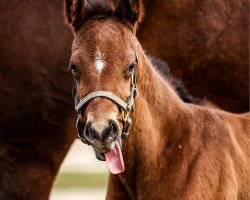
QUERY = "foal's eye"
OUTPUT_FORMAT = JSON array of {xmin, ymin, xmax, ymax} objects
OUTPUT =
[
  {"xmin": 70, "ymin": 64, "xmax": 78, "ymax": 73},
  {"xmin": 127, "ymin": 63, "xmax": 135, "ymax": 72}
]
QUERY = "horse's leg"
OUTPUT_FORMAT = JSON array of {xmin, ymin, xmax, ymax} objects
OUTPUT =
[
  {"xmin": 0, "ymin": 0, "xmax": 75, "ymax": 198},
  {"xmin": 0, "ymin": 117, "xmax": 75, "ymax": 199}
]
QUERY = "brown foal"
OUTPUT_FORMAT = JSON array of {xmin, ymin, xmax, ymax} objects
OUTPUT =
[{"xmin": 65, "ymin": 0, "xmax": 250, "ymax": 199}]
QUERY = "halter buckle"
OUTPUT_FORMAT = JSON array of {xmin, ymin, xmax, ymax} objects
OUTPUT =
[
  {"xmin": 76, "ymin": 113, "xmax": 89, "ymax": 145},
  {"xmin": 122, "ymin": 116, "xmax": 131, "ymax": 138},
  {"xmin": 122, "ymin": 110, "xmax": 129, "ymax": 122}
]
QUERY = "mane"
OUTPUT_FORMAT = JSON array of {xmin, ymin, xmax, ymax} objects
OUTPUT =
[
  {"xmin": 147, "ymin": 54, "xmax": 206, "ymax": 106},
  {"xmin": 84, "ymin": 0, "xmax": 116, "ymax": 19}
]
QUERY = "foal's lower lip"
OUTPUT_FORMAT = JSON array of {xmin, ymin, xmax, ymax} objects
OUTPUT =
[
  {"xmin": 100, "ymin": 153, "xmax": 105, "ymax": 160},
  {"xmin": 96, "ymin": 152, "xmax": 106, "ymax": 161}
]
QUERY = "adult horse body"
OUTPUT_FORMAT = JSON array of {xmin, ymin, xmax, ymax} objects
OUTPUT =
[
  {"xmin": 139, "ymin": 0, "xmax": 249, "ymax": 113},
  {"xmin": 0, "ymin": 1, "xmax": 75, "ymax": 199},
  {"xmin": 65, "ymin": 0, "xmax": 250, "ymax": 199}
]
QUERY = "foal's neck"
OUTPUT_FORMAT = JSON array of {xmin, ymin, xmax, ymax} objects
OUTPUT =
[
  {"xmin": 117, "ymin": 45, "xmax": 195, "ymax": 199},
  {"xmin": 125, "ymin": 46, "xmax": 189, "ymax": 166},
  {"xmin": 137, "ymin": 53, "xmax": 186, "ymax": 122}
]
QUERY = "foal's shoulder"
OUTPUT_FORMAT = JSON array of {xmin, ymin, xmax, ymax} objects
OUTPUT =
[
  {"xmin": 206, "ymin": 109, "xmax": 250, "ymax": 143},
  {"xmin": 219, "ymin": 111, "xmax": 250, "ymax": 131},
  {"xmin": 215, "ymin": 109, "xmax": 250, "ymax": 122}
]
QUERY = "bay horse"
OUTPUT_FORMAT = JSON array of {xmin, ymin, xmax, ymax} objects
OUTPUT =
[{"xmin": 65, "ymin": 0, "xmax": 250, "ymax": 199}]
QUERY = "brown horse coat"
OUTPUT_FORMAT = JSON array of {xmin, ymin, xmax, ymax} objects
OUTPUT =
[
  {"xmin": 0, "ymin": 1, "xmax": 75, "ymax": 199},
  {"xmin": 139, "ymin": 0, "xmax": 249, "ymax": 113}
]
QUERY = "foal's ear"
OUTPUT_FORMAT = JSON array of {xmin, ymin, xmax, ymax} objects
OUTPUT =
[
  {"xmin": 64, "ymin": 0, "xmax": 82, "ymax": 31},
  {"xmin": 115, "ymin": 0, "xmax": 144, "ymax": 31},
  {"xmin": 64, "ymin": 0, "xmax": 143, "ymax": 32},
  {"xmin": 64, "ymin": 0, "xmax": 116, "ymax": 31}
]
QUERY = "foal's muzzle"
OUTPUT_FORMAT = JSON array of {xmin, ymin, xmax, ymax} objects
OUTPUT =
[
  {"xmin": 81, "ymin": 120, "xmax": 119, "ymax": 144},
  {"xmin": 75, "ymin": 90, "xmax": 136, "ymax": 144}
]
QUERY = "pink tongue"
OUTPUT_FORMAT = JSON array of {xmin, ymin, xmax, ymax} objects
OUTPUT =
[{"xmin": 104, "ymin": 141, "xmax": 124, "ymax": 174}]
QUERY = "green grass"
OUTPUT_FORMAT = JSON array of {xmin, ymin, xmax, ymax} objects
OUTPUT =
[{"xmin": 53, "ymin": 172, "xmax": 109, "ymax": 188}]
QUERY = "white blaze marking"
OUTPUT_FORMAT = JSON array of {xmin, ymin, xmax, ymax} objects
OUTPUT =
[
  {"xmin": 96, "ymin": 60, "xmax": 105, "ymax": 73},
  {"xmin": 95, "ymin": 49, "xmax": 105, "ymax": 74}
]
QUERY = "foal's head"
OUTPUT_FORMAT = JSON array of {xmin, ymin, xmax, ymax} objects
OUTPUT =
[{"xmin": 65, "ymin": 0, "xmax": 143, "ymax": 174}]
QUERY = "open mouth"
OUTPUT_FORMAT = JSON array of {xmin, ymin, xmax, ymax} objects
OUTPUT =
[{"xmin": 94, "ymin": 139, "xmax": 124, "ymax": 174}]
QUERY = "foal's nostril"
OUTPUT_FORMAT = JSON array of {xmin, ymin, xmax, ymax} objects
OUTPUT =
[
  {"xmin": 110, "ymin": 120, "xmax": 118, "ymax": 136},
  {"xmin": 84, "ymin": 123, "xmax": 100, "ymax": 141}
]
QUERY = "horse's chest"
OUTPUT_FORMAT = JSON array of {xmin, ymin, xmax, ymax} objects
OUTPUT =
[{"xmin": 135, "ymin": 180, "xmax": 176, "ymax": 200}]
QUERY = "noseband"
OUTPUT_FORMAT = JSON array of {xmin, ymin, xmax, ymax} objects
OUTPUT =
[{"xmin": 74, "ymin": 52, "xmax": 139, "ymax": 144}]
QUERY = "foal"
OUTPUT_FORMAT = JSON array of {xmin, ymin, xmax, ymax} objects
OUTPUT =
[{"xmin": 65, "ymin": 0, "xmax": 250, "ymax": 199}]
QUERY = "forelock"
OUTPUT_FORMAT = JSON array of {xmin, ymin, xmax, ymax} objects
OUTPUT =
[{"xmin": 84, "ymin": 0, "xmax": 117, "ymax": 20}]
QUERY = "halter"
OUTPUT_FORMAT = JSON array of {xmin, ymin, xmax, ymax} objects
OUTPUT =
[{"xmin": 74, "ymin": 52, "xmax": 139, "ymax": 144}]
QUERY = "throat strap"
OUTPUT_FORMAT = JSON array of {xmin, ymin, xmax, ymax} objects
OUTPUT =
[{"xmin": 75, "ymin": 91, "xmax": 127, "ymax": 113}]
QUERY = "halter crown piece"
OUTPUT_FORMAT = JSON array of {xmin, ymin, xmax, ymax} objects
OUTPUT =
[{"xmin": 74, "ymin": 52, "xmax": 139, "ymax": 144}]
